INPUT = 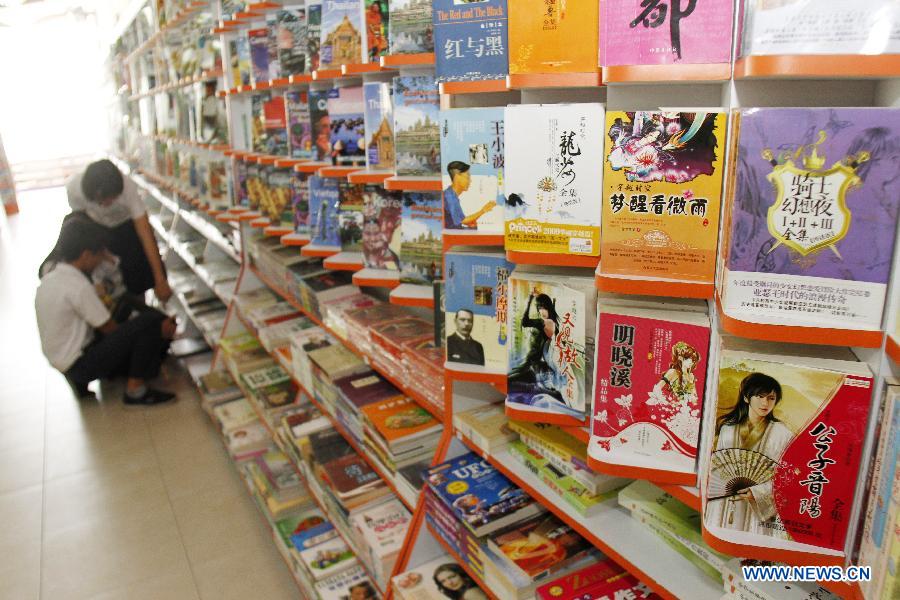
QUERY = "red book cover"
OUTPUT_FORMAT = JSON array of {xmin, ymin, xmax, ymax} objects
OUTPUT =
[{"xmin": 535, "ymin": 559, "xmax": 626, "ymax": 599}]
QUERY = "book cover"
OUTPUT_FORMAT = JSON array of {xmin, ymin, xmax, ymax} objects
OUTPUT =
[
  {"xmin": 721, "ymin": 108, "xmax": 900, "ymax": 331},
  {"xmin": 261, "ymin": 93, "xmax": 289, "ymax": 156},
  {"xmin": 307, "ymin": 0, "xmax": 323, "ymax": 71},
  {"xmin": 233, "ymin": 34, "xmax": 252, "ymax": 86},
  {"xmin": 261, "ymin": 167, "xmax": 294, "ymax": 227},
  {"xmin": 309, "ymin": 175, "xmax": 341, "ymax": 247},
  {"xmin": 320, "ymin": 453, "xmax": 382, "ymax": 495},
  {"xmin": 248, "ymin": 27, "xmax": 270, "ymax": 84},
  {"xmin": 453, "ymin": 405, "xmax": 516, "ymax": 452},
  {"xmin": 320, "ymin": 0, "xmax": 364, "ymax": 68},
  {"xmin": 362, "ymin": 396, "xmax": 440, "ymax": 444},
  {"xmin": 444, "ymin": 251, "xmax": 513, "ymax": 371},
  {"xmin": 388, "ymin": 0, "xmax": 433, "ymax": 55},
  {"xmin": 335, "ymin": 370, "xmax": 400, "ymax": 410},
  {"xmin": 487, "ymin": 513, "xmax": 593, "ymax": 581},
  {"xmin": 393, "ymin": 75, "xmax": 440, "ymax": 177},
  {"xmin": 504, "ymin": 104, "xmax": 605, "ymax": 256},
  {"xmin": 601, "ymin": 111, "xmax": 726, "ymax": 284},
  {"xmin": 293, "ymin": 172, "xmax": 311, "ymax": 234},
  {"xmin": 298, "ymin": 536, "xmax": 357, "ymax": 581},
  {"xmin": 363, "ymin": 81, "xmax": 394, "ymax": 170},
  {"xmin": 601, "ymin": 0, "xmax": 733, "ymax": 67},
  {"xmin": 315, "ymin": 565, "xmax": 376, "ymax": 600},
  {"xmin": 508, "ymin": 0, "xmax": 599, "ymax": 75},
  {"xmin": 392, "ymin": 557, "xmax": 484, "ymax": 600},
  {"xmin": 338, "ymin": 182, "xmax": 365, "ymax": 251},
  {"xmin": 589, "ymin": 306, "xmax": 711, "ymax": 480},
  {"xmin": 439, "ymin": 107, "xmax": 505, "ymax": 233},
  {"xmin": 327, "ymin": 86, "xmax": 366, "ymax": 166},
  {"xmin": 289, "ymin": 509, "xmax": 338, "ymax": 551},
  {"xmin": 721, "ymin": 558, "xmax": 839, "ymax": 600},
  {"xmin": 309, "ymin": 89, "xmax": 332, "ymax": 162},
  {"xmin": 257, "ymin": 380, "xmax": 298, "ymax": 409},
  {"xmin": 506, "ymin": 269, "xmax": 596, "ymax": 424},
  {"xmin": 361, "ymin": 185, "xmax": 403, "ymax": 270},
  {"xmin": 351, "ymin": 498, "xmax": 409, "ymax": 554},
  {"xmin": 703, "ymin": 341, "xmax": 874, "ymax": 558},
  {"xmin": 433, "ymin": 0, "xmax": 508, "ymax": 82},
  {"xmin": 400, "ymin": 192, "xmax": 443, "ymax": 285},
  {"xmin": 535, "ymin": 558, "xmax": 626, "ymax": 600},
  {"xmin": 363, "ymin": 0, "xmax": 389, "ymax": 62},
  {"xmin": 273, "ymin": 3, "xmax": 308, "ymax": 76},
  {"xmin": 287, "ymin": 90, "xmax": 314, "ymax": 160}
]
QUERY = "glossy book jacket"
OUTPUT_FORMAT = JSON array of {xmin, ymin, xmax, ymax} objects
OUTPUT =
[
  {"xmin": 509, "ymin": 0, "xmax": 599, "ymax": 74},
  {"xmin": 433, "ymin": 0, "xmax": 508, "ymax": 82}
]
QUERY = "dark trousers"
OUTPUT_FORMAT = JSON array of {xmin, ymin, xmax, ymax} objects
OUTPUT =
[
  {"xmin": 106, "ymin": 219, "xmax": 156, "ymax": 295},
  {"xmin": 66, "ymin": 311, "xmax": 170, "ymax": 386}
]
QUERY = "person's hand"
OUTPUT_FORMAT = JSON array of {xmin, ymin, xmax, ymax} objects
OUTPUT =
[
  {"xmin": 154, "ymin": 279, "xmax": 173, "ymax": 304},
  {"xmin": 733, "ymin": 488, "xmax": 753, "ymax": 502},
  {"xmin": 161, "ymin": 316, "xmax": 177, "ymax": 340},
  {"xmin": 480, "ymin": 200, "xmax": 497, "ymax": 213}
]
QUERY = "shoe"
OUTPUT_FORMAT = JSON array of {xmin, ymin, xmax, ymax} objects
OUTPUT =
[{"xmin": 123, "ymin": 387, "xmax": 176, "ymax": 406}]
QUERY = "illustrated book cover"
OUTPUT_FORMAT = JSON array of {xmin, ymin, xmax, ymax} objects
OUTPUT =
[
  {"xmin": 319, "ymin": 0, "xmax": 364, "ymax": 68},
  {"xmin": 361, "ymin": 184, "xmax": 403, "ymax": 270},
  {"xmin": 309, "ymin": 175, "xmax": 341, "ymax": 247},
  {"xmin": 509, "ymin": 0, "xmax": 599, "ymax": 75},
  {"xmin": 286, "ymin": 90, "xmax": 314, "ymax": 160}
]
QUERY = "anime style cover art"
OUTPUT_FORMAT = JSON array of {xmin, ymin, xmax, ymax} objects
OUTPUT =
[
  {"xmin": 506, "ymin": 270, "xmax": 596, "ymax": 426},
  {"xmin": 703, "ymin": 345, "xmax": 873, "ymax": 559},
  {"xmin": 433, "ymin": 0, "xmax": 508, "ymax": 83},
  {"xmin": 601, "ymin": 110, "xmax": 726, "ymax": 284},
  {"xmin": 309, "ymin": 175, "xmax": 341, "ymax": 247},
  {"xmin": 439, "ymin": 107, "xmax": 505, "ymax": 234},
  {"xmin": 361, "ymin": 185, "xmax": 403, "ymax": 270},
  {"xmin": 721, "ymin": 108, "xmax": 900, "ymax": 330},
  {"xmin": 588, "ymin": 307, "xmax": 710, "ymax": 482}
]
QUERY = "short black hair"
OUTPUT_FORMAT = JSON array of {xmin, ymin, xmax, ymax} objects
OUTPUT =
[
  {"xmin": 447, "ymin": 160, "xmax": 470, "ymax": 179},
  {"xmin": 57, "ymin": 218, "xmax": 109, "ymax": 262},
  {"xmin": 455, "ymin": 308, "xmax": 474, "ymax": 319},
  {"xmin": 81, "ymin": 159, "xmax": 124, "ymax": 202}
]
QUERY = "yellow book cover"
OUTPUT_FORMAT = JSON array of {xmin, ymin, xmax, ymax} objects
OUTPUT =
[
  {"xmin": 600, "ymin": 111, "xmax": 726, "ymax": 284},
  {"xmin": 508, "ymin": 0, "xmax": 600, "ymax": 75}
]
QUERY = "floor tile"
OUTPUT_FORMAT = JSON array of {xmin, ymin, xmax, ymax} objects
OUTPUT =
[
  {"xmin": 0, "ymin": 485, "xmax": 42, "ymax": 600},
  {"xmin": 92, "ymin": 561, "xmax": 200, "ymax": 600},
  {"xmin": 192, "ymin": 550, "xmax": 301, "ymax": 600}
]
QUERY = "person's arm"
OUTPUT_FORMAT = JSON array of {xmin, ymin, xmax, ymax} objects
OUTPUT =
[
  {"xmin": 461, "ymin": 201, "xmax": 497, "ymax": 227},
  {"xmin": 133, "ymin": 214, "xmax": 172, "ymax": 302},
  {"xmin": 96, "ymin": 318, "xmax": 118, "ymax": 335}
]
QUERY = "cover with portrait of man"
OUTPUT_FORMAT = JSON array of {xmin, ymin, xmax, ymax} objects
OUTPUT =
[{"xmin": 443, "ymin": 249, "xmax": 513, "ymax": 372}]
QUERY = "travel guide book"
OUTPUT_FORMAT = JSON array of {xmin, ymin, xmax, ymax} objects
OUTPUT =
[
  {"xmin": 601, "ymin": 110, "xmax": 726, "ymax": 284},
  {"xmin": 260, "ymin": 92, "xmax": 289, "ymax": 156},
  {"xmin": 393, "ymin": 75, "xmax": 440, "ymax": 177},
  {"xmin": 338, "ymin": 181, "xmax": 365, "ymax": 251},
  {"xmin": 271, "ymin": 3, "xmax": 308, "ymax": 76},
  {"xmin": 309, "ymin": 175, "xmax": 341, "ymax": 247},
  {"xmin": 320, "ymin": 0, "xmax": 364, "ymax": 68},
  {"xmin": 509, "ymin": 0, "xmax": 599, "ymax": 75},
  {"xmin": 363, "ymin": 81, "xmax": 394, "ymax": 171},
  {"xmin": 292, "ymin": 172, "xmax": 311, "ymax": 235},
  {"xmin": 400, "ymin": 192, "xmax": 442, "ymax": 285},
  {"xmin": 261, "ymin": 167, "xmax": 295, "ymax": 228},
  {"xmin": 506, "ymin": 267, "xmax": 596, "ymax": 426},
  {"xmin": 361, "ymin": 185, "xmax": 403, "ymax": 270},
  {"xmin": 702, "ymin": 337, "xmax": 874, "ymax": 561},
  {"xmin": 327, "ymin": 86, "xmax": 365, "ymax": 166},
  {"xmin": 363, "ymin": 0, "xmax": 389, "ymax": 62},
  {"xmin": 307, "ymin": 0, "xmax": 323, "ymax": 71},
  {"xmin": 504, "ymin": 103, "xmax": 605, "ymax": 256},
  {"xmin": 720, "ymin": 108, "xmax": 900, "ymax": 331},
  {"xmin": 444, "ymin": 250, "xmax": 513, "ymax": 372},
  {"xmin": 286, "ymin": 90, "xmax": 314, "ymax": 160},
  {"xmin": 439, "ymin": 107, "xmax": 505, "ymax": 233},
  {"xmin": 248, "ymin": 27, "xmax": 270, "ymax": 85},
  {"xmin": 589, "ymin": 305, "xmax": 711, "ymax": 483},
  {"xmin": 388, "ymin": 0, "xmax": 433, "ymax": 55},
  {"xmin": 433, "ymin": 0, "xmax": 508, "ymax": 82},
  {"xmin": 601, "ymin": 0, "xmax": 733, "ymax": 68},
  {"xmin": 309, "ymin": 89, "xmax": 331, "ymax": 162}
]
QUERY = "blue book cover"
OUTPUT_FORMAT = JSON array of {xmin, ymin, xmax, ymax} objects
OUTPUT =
[
  {"xmin": 234, "ymin": 34, "xmax": 252, "ymax": 86},
  {"xmin": 389, "ymin": 0, "xmax": 434, "ymax": 54},
  {"xmin": 393, "ymin": 75, "xmax": 440, "ymax": 177},
  {"xmin": 400, "ymin": 192, "xmax": 443, "ymax": 285},
  {"xmin": 433, "ymin": 0, "xmax": 509, "ymax": 82},
  {"xmin": 292, "ymin": 172, "xmax": 310, "ymax": 235},
  {"xmin": 424, "ymin": 451, "xmax": 534, "ymax": 535},
  {"xmin": 444, "ymin": 251, "xmax": 512, "ymax": 372},
  {"xmin": 363, "ymin": 81, "xmax": 394, "ymax": 170},
  {"xmin": 439, "ymin": 107, "xmax": 505, "ymax": 233},
  {"xmin": 248, "ymin": 27, "xmax": 270, "ymax": 85},
  {"xmin": 320, "ymin": 0, "xmax": 364, "ymax": 68},
  {"xmin": 309, "ymin": 176, "xmax": 341, "ymax": 247},
  {"xmin": 290, "ymin": 518, "xmax": 337, "ymax": 551},
  {"xmin": 327, "ymin": 86, "xmax": 366, "ymax": 166},
  {"xmin": 308, "ymin": 89, "xmax": 331, "ymax": 162}
]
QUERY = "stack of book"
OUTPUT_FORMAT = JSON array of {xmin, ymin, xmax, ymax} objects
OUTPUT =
[
  {"xmin": 454, "ymin": 405, "xmax": 517, "ymax": 454},
  {"xmin": 343, "ymin": 303, "xmax": 409, "ymax": 356},
  {"xmin": 198, "ymin": 370, "xmax": 242, "ymax": 412},
  {"xmin": 288, "ymin": 325, "xmax": 334, "ymax": 393},
  {"xmin": 212, "ymin": 397, "xmax": 269, "ymax": 460},
  {"xmin": 307, "ymin": 343, "xmax": 369, "ymax": 416},
  {"xmin": 368, "ymin": 315, "xmax": 434, "ymax": 381},
  {"xmin": 244, "ymin": 448, "xmax": 311, "ymax": 520},
  {"xmin": 240, "ymin": 362, "xmax": 299, "ymax": 415},
  {"xmin": 400, "ymin": 338, "xmax": 444, "ymax": 414},
  {"xmin": 320, "ymin": 293, "xmax": 377, "ymax": 340},
  {"xmin": 350, "ymin": 498, "xmax": 411, "ymax": 590},
  {"xmin": 536, "ymin": 559, "xmax": 657, "ymax": 600},
  {"xmin": 218, "ymin": 332, "xmax": 272, "ymax": 375},
  {"xmin": 277, "ymin": 404, "xmax": 331, "ymax": 467},
  {"xmin": 392, "ymin": 556, "xmax": 483, "ymax": 600},
  {"xmin": 332, "ymin": 370, "xmax": 403, "ymax": 445},
  {"xmin": 361, "ymin": 395, "xmax": 441, "ymax": 478}
]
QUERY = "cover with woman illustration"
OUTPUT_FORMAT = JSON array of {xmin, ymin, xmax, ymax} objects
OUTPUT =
[
  {"xmin": 588, "ymin": 305, "xmax": 710, "ymax": 483},
  {"xmin": 505, "ymin": 268, "xmax": 596, "ymax": 426},
  {"xmin": 702, "ymin": 339, "xmax": 874, "ymax": 560},
  {"xmin": 392, "ymin": 557, "xmax": 488, "ymax": 600}
]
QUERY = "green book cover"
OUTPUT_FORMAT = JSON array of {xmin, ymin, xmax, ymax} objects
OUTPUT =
[{"xmin": 627, "ymin": 510, "xmax": 722, "ymax": 584}]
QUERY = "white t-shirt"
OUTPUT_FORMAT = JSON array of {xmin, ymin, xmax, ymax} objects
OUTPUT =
[
  {"xmin": 66, "ymin": 172, "xmax": 146, "ymax": 228},
  {"xmin": 35, "ymin": 263, "xmax": 112, "ymax": 372}
]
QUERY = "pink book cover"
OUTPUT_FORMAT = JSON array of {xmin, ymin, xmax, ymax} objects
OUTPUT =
[
  {"xmin": 600, "ymin": 0, "xmax": 734, "ymax": 67},
  {"xmin": 589, "ymin": 310, "xmax": 710, "ymax": 481}
]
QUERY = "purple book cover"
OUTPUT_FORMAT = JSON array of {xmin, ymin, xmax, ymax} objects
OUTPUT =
[
  {"xmin": 600, "ymin": 0, "xmax": 733, "ymax": 67},
  {"xmin": 334, "ymin": 370, "xmax": 400, "ymax": 409},
  {"xmin": 723, "ymin": 108, "xmax": 900, "ymax": 328}
]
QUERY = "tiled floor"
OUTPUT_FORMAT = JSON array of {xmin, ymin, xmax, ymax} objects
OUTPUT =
[{"xmin": 0, "ymin": 188, "xmax": 299, "ymax": 599}]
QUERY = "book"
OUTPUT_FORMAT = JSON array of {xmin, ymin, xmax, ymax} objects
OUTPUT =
[
  {"xmin": 721, "ymin": 108, "xmax": 900, "ymax": 331},
  {"xmin": 504, "ymin": 103, "xmax": 605, "ymax": 256},
  {"xmin": 393, "ymin": 75, "xmax": 440, "ymax": 177},
  {"xmin": 224, "ymin": 421, "xmax": 270, "ymax": 459},
  {"xmin": 444, "ymin": 250, "xmax": 513, "ymax": 371},
  {"xmin": 199, "ymin": 370, "xmax": 242, "ymax": 405},
  {"xmin": 314, "ymin": 565, "xmax": 376, "ymax": 600},
  {"xmin": 338, "ymin": 182, "xmax": 365, "ymax": 251},
  {"xmin": 702, "ymin": 337, "xmax": 874, "ymax": 560},
  {"xmin": 213, "ymin": 398, "xmax": 258, "ymax": 433},
  {"xmin": 248, "ymin": 27, "xmax": 270, "ymax": 85},
  {"xmin": 299, "ymin": 535, "xmax": 357, "ymax": 581},
  {"xmin": 426, "ymin": 451, "xmax": 540, "ymax": 537},
  {"xmin": 362, "ymin": 0, "xmax": 389, "ymax": 62},
  {"xmin": 388, "ymin": 0, "xmax": 433, "ymax": 55},
  {"xmin": 351, "ymin": 498, "xmax": 409, "ymax": 587},
  {"xmin": 361, "ymin": 185, "xmax": 403, "ymax": 270},
  {"xmin": 439, "ymin": 107, "xmax": 506, "ymax": 233},
  {"xmin": 306, "ymin": 0, "xmax": 323, "ymax": 71},
  {"xmin": 261, "ymin": 167, "xmax": 294, "ymax": 227},
  {"xmin": 506, "ymin": 267, "xmax": 597, "ymax": 425},
  {"xmin": 327, "ymin": 86, "xmax": 366, "ymax": 166},
  {"xmin": 453, "ymin": 405, "xmax": 517, "ymax": 453},
  {"xmin": 363, "ymin": 81, "xmax": 394, "ymax": 171},
  {"xmin": 535, "ymin": 559, "xmax": 627, "ymax": 600},
  {"xmin": 433, "ymin": 0, "xmax": 508, "ymax": 82},
  {"xmin": 335, "ymin": 370, "xmax": 401, "ymax": 411},
  {"xmin": 721, "ymin": 558, "xmax": 839, "ymax": 600},
  {"xmin": 508, "ymin": 0, "xmax": 599, "ymax": 75},
  {"xmin": 318, "ymin": 453, "xmax": 389, "ymax": 510},
  {"xmin": 233, "ymin": 33, "xmax": 252, "ymax": 87},
  {"xmin": 600, "ymin": 110, "xmax": 726, "ymax": 284},
  {"xmin": 320, "ymin": 0, "xmax": 364, "ymax": 68},
  {"xmin": 309, "ymin": 89, "xmax": 331, "ymax": 162},
  {"xmin": 272, "ymin": 3, "xmax": 308, "ymax": 76},
  {"xmin": 600, "ymin": 0, "xmax": 733, "ymax": 68},
  {"xmin": 399, "ymin": 192, "xmax": 442, "ymax": 285},
  {"xmin": 287, "ymin": 90, "xmax": 314, "ymax": 160},
  {"xmin": 392, "ymin": 557, "xmax": 484, "ymax": 600},
  {"xmin": 308, "ymin": 175, "xmax": 341, "ymax": 247},
  {"xmin": 361, "ymin": 396, "xmax": 441, "ymax": 451},
  {"xmin": 289, "ymin": 508, "xmax": 338, "ymax": 551},
  {"xmin": 260, "ymin": 93, "xmax": 289, "ymax": 156},
  {"xmin": 589, "ymin": 304, "xmax": 711, "ymax": 481}
]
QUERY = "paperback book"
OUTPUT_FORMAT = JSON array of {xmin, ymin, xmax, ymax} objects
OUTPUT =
[
  {"xmin": 327, "ymin": 86, "xmax": 366, "ymax": 166},
  {"xmin": 271, "ymin": 3, "xmax": 307, "ymax": 76},
  {"xmin": 601, "ymin": 110, "xmax": 726, "ymax": 284},
  {"xmin": 400, "ymin": 192, "xmax": 442, "ymax": 285},
  {"xmin": 361, "ymin": 185, "xmax": 403, "ymax": 270},
  {"xmin": 392, "ymin": 557, "xmax": 483, "ymax": 600},
  {"xmin": 363, "ymin": 0, "xmax": 389, "ymax": 62},
  {"xmin": 308, "ymin": 89, "xmax": 331, "ymax": 162},
  {"xmin": 286, "ymin": 90, "xmax": 314, "ymax": 160},
  {"xmin": 261, "ymin": 167, "xmax": 294, "ymax": 228},
  {"xmin": 314, "ymin": 565, "xmax": 377, "ymax": 600},
  {"xmin": 363, "ymin": 81, "xmax": 394, "ymax": 170},
  {"xmin": 453, "ymin": 404, "xmax": 517, "ymax": 453},
  {"xmin": 393, "ymin": 75, "xmax": 440, "ymax": 177},
  {"xmin": 721, "ymin": 108, "xmax": 900, "ymax": 331},
  {"xmin": 260, "ymin": 93, "xmax": 289, "ymax": 156},
  {"xmin": 439, "ymin": 107, "xmax": 505, "ymax": 233},
  {"xmin": 307, "ymin": 0, "xmax": 323, "ymax": 71},
  {"xmin": 293, "ymin": 172, "xmax": 311, "ymax": 235},
  {"xmin": 433, "ymin": 0, "xmax": 508, "ymax": 82},
  {"xmin": 508, "ymin": 0, "xmax": 599, "ymax": 75},
  {"xmin": 320, "ymin": 0, "xmax": 364, "ymax": 67},
  {"xmin": 388, "ymin": 0, "xmax": 433, "ymax": 55},
  {"xmin": 535, "ymin": 559, "xmax": 626, "ymax": 600},
  {"xmin": 233, "ymin": 33, "xmax": 252, "ymax": 86},
  {"xmin": 338, "ymin": 182, "xmax": 365, "ymax": 251},
  {"xmin": 504, "ymin": 103, "xmax": 605, "ymax": 256},
  {"xmin": 298, "ymin": 536, "xmax": 357, "ymax": 581},
  {"xmin": 444, "ymin": 250, "xmax": 513, "ymax": 371},
  {"xmin": 248, "ymin": 27, "xmax": 270, "ymax": 85},
  {"xmin": 309, "ymin": 175, "xmax": 341, "ymax": 247}
]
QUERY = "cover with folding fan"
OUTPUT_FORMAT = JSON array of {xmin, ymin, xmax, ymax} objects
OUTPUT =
[{"xmin": 707, "ymin": 448, "xmax": 778, "ymax": 501}]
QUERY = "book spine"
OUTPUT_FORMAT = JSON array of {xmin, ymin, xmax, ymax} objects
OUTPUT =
[
  {"xmin": 515, "ymin": 428, "xmax": 599, "ymax": 493},
  {"xmin": 626, "ymin": 500, "xmax": 726, "ymax": 574},
  {"xmin": 628, "ymin": 511, "xmax": 723, "ymax": 584},
  {"xmin": 507, "ymin": 441, "xmax": 592, "ymax": 515}
]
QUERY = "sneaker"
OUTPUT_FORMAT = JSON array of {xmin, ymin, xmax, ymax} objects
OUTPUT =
[{"xmin": 123, "ymin": 387, "xmax": 176, "ymax": 406}]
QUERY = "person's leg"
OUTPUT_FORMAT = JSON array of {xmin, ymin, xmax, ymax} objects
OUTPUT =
[{"xmin": 107, "ymin": 220, "xmax": 156, "ymax": 295}]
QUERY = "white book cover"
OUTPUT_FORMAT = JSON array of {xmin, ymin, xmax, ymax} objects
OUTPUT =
[
  {"xmin": 314, "ymin": 564, "xmax": 377, "ymax": 599},
  {"xmin": 392, "ymin": 556, "xmax": 486, "ymax": 600},
  {"xmin": 350, "ymin": 498, "xmax": 410, "ymax": 557},
  {"xmin": 213, "ymin": 398, "xmax": 257, "ymax": 433},
  {"xmin": 299, "ymin": 536, "xmax": 358, "ymax": 582}
]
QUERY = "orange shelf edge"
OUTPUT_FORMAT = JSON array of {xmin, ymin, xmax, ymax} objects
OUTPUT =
[
  {"xmin": 289, "ymin": 74, "xmax": 313, "ymax": 85},
  {"xmin": 439, "ymin": 79, "xmax": 508, "ymax": 94},
  {"xmin": 347, "ymin": 170, "xmax": 393, "ymax": 184},
  {"xmin": 312, "ymin": 68, "xmax": 343, "ymax": 80},
  {"xmin": 323, "ymin": 258, "xmax": 364, "ymax": 272},
  {"xmin": 586, "ymin": 456, "xmax": 697, "ymax": 486},
  {"xmin": 389, "ymin": 294, "xmax": 435, "ymax": 309},
  {"xmin": 279, "ymin": 234, "xmax": 310, "ymax": 247},
  {"xmin": 507, "ymin": 71, "xmax": 603, "ymax": 89},
  {"xmin": 264, "ymin": 226, "xmax": 293, "ymax": 237},
  {"xmin": 595, "ymin": 273, "xmax": 714, "ymax": 299},
  {"xmin": 734, "ymin": 54, "xmax": 900, "ymax": 79},
  {"xmin": 603, "ymin": 62, "xmax": 731, "ymax": 84},
  {"xmin": 506, "ymin": 250, "xmax": 599, "ymax": 269},
  {"xmin": 341, "ymin": 62, "xmax": 391, "ymax": 75},
  {"xmin": 318, "ymin": 166, "xmax": 361, "ymax": 178},
  {"xmin": 300, "ymin": 246, "xmax": 340, "ymax": 258},
  {"xmin": 383, "ymin": 176, "xmax": 443, "ymax": 192},
  {"xmin": 887, "ymin": 335, "xmax": 900, "ymax": 366},
  {"xmin": 442, "ymin": 232, "xmax": 504, "ymax": 251},
  {"xmin": 380, "ymin": 53, "xmax": 435, "ymax": 68},
  {"xmin": 444, "ymin": 365, "xmax": 506, "ymax": 389},
  {"xmin": 504, "ymin": 404, "xmax": 587, "ymax": 428},
  {"xmin": 352, "ymin": 273, "xmax": 401, "ymax": 289}
]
